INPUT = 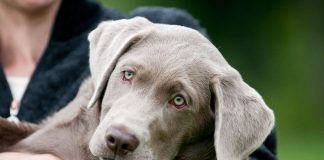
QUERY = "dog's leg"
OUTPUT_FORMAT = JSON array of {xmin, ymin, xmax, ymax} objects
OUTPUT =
[
  {"xmin": 7, "ymin": 78, "xmax": 99, "ymax": 160},
  {"xmin": 9, "ymin": 105, "xmax": 100, "ymax": 160},
  {"xmin": 0, "ymin": 118, "xmax": 39, "ymax": 152}
]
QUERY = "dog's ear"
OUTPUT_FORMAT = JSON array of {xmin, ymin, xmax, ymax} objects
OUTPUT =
[
  {"xmin": 209, "ymin": 62, "xmax": 275, "ymax": 160},
  {"xmin": 87, "ymin": 17, "xmax": 153, "ymax": 108}
]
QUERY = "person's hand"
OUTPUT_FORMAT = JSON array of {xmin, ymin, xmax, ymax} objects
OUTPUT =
[{"xmin": 0, "ymin": 152, "xmax": 61, "ymax": 160}]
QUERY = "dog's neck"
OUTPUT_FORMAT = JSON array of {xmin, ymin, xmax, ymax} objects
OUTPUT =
[{"xmin": 175, "ymin": 133, "xmax": 215, "ymax": 160}]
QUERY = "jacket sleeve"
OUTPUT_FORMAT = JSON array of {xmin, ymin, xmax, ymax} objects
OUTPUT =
[
  {"xmin": 129, "ymin": 6, "xmax": 277, "ymax": 160},
  {"xmin": 128, "ymin": 6, "xmax": 207, "ymax": 37},
  {"xmin": 250, "ymin": 128, "xmax": 277, "ymax": 160}
]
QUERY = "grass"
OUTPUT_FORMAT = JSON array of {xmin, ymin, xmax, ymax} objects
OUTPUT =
[{"xmin": 278, "ymin": 135, "xmax": 324, "ymax": 160}]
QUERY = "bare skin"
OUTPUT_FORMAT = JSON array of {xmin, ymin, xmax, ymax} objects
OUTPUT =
[
  {"xmin": 0, "ymin": 0, "xmax": 61, "ymax": 77},
  {"xmin": 0, "ymin": 0, "xmax": 62, "ymax": 159},
  {"xmin": 0, "ymin": 152, "xmax": 61, "ymax": 160}
]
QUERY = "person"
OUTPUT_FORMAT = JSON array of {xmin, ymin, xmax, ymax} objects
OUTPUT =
[{"xmin": 0, "ymin": 0, "xmax": 276, "ymax": 159}]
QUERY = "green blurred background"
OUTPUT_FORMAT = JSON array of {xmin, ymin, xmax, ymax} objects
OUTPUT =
[{"xmin": 100, "ymin": 0, "xmax": 324, "ymax": 159}]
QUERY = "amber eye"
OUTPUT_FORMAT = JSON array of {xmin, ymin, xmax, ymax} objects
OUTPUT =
[{"xmin": 122, "ymin": 71, "xmax": 135, "ymax": 81}]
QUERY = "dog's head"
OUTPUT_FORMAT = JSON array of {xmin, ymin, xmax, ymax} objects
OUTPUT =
[{"xmin": 87, "ymin": 17, "xmax": 274, "ymax": 160}]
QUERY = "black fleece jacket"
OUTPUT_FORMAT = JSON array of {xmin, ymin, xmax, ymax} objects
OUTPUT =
[{"xmin": 0, "ymin": 0, "xmax": 276, "ymax": 159}]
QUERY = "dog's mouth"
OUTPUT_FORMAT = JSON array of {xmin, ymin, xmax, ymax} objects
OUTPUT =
[
  {"xmin": 98, "ymin": 149, "xmax": 157, "ymax": 160},
  {"xmin": 99, "ymin": 152, "xmax": 119, "ymax": 160},
  {"xmin": 100, "ymin": 158, "xmax": 113, "ymax": 160},
  {"xmin": 99, "ymin": 157, "xmax": 114, "ymax": 160}
]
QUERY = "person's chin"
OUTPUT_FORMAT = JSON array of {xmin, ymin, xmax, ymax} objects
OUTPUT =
[{"xmin": 13, "ymin": 0, "xmax": 59, "ymax": 13}]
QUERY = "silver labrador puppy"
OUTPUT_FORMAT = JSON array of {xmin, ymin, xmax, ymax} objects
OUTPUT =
[
  {"xmin": 87, "ymin": 17, "xmax": 274, "ymax": 160},
  {"xmin": 0, "ymin": 17, "xmax": 274, "ymax": 160}
]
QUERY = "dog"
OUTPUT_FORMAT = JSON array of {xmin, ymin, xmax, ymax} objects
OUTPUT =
[{"xmin": 0, "ymin": 17, "xmax": 274, "ymax": 160}]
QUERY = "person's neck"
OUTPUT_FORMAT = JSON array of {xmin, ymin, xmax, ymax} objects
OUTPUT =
[{"xmin": 0, "ymin": 1, "xmax": 61, "ymax": 77}]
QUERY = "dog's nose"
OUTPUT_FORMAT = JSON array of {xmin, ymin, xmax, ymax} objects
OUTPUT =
[{"xmin": 106, "ymin": 126, "xmax": 139, "ymax": 155}]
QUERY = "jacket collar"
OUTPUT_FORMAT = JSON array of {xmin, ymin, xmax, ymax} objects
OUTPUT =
[{"xmin": 51, "ymin": 0, "xmax": 104, "ymax": 41}]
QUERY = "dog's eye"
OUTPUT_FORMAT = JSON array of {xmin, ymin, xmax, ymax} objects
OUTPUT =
[
  {"xmin": 174, "ymin": 96, "xmax": 185, "ymax": 106},
  {"xmin": 169, "ymin": 95, "xmax": 187, "ymax": 110},
  {"xmin": 122, "ymin": 71, "xmax": 135, "ymax": 81}
]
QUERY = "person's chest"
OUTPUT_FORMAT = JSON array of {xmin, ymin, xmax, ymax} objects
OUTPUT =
[{"xmin": 0, "ymin": 36, "xmax": 91, "ymax": 123}]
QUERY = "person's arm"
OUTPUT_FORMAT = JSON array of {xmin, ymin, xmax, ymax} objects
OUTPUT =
[
  {"xmin": 128, "ymin": 6, "xmax": 207, "ymax": 36},
  {"xmin": 0, "ymin": 152, "xmax": 61, "ymax": 160},
  {"xmin": 250, "ymin": 128, "xmax": 277, "ymax": 160}
]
